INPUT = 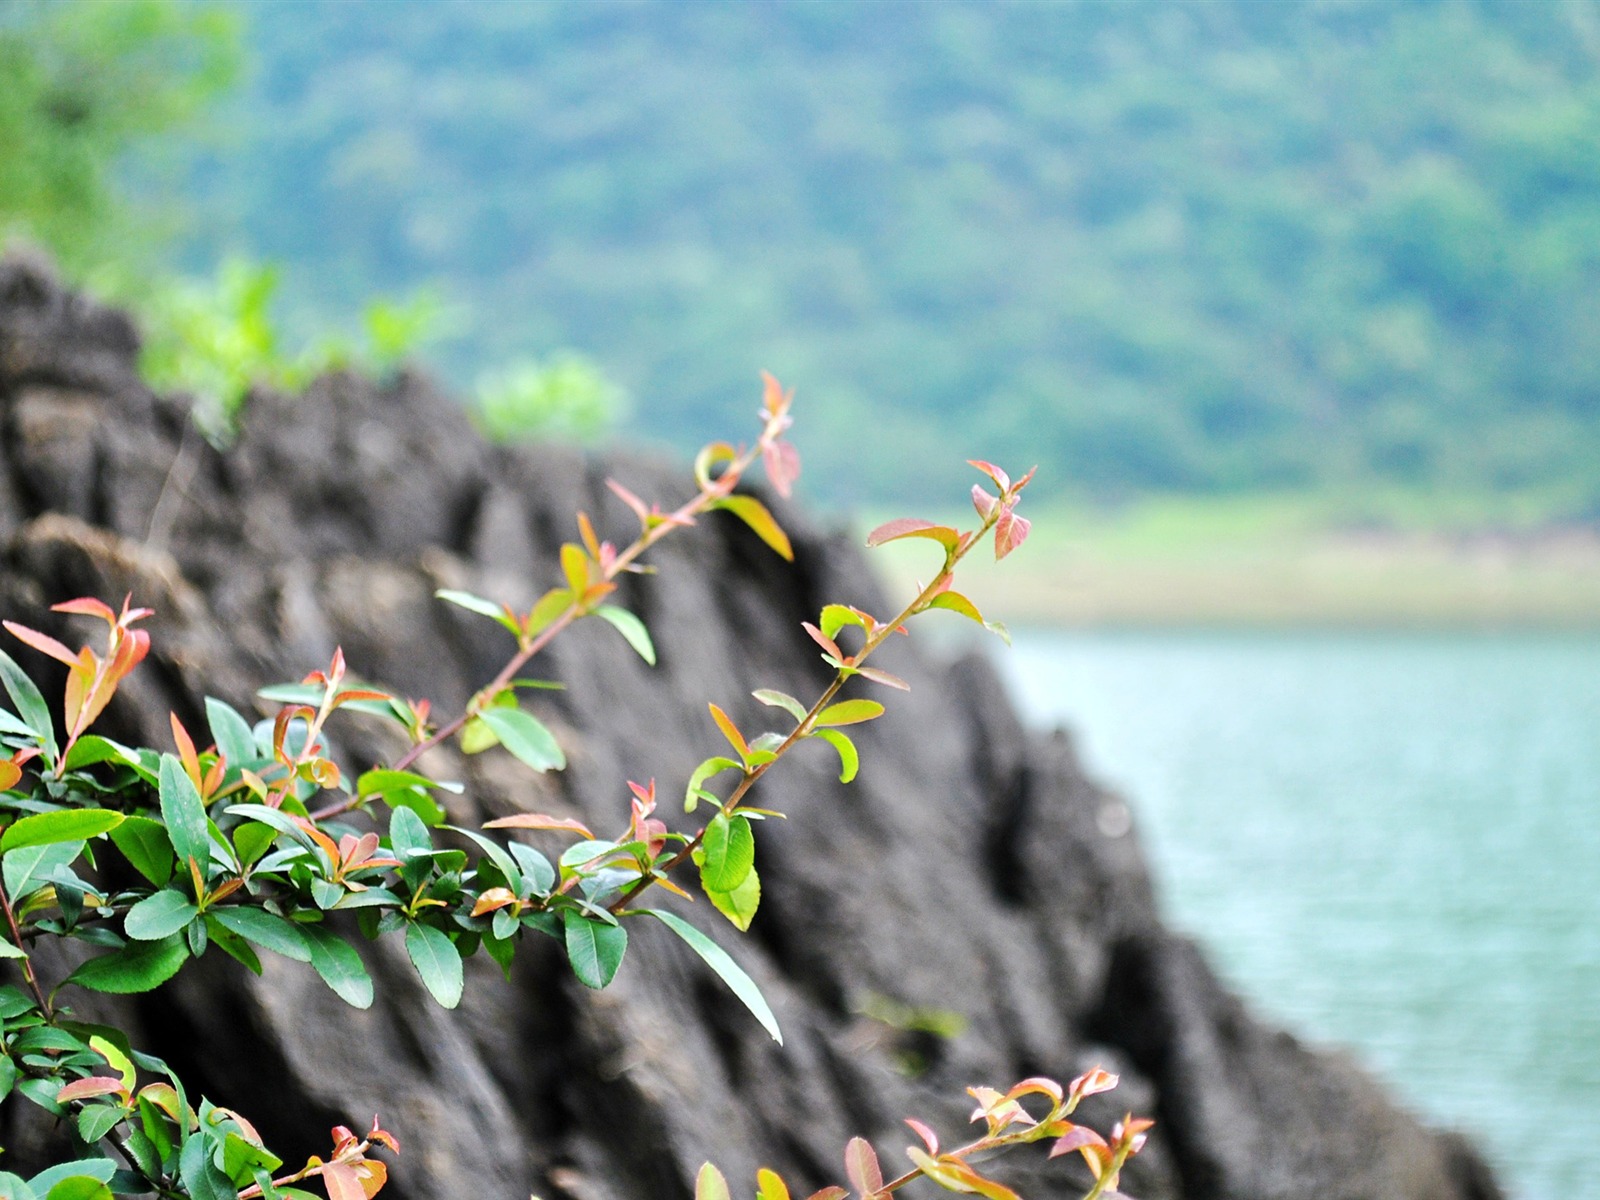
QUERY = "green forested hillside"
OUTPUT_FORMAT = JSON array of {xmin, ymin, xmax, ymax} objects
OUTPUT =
[{"xmin": 22, "ymin": 0, "xmax": 1600, "ymax": 509}]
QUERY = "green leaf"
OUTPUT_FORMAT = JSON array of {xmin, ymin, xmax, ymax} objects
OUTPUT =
[
  {"xmin": 66, "ymin": 936, "xmax": 189, "ymax": 995},
  {"xmin": 300, "ymin": 924, "xmax": 373, "ymax": 1009},
  {"xmin": 594, "ymin": 605, "xmax": 656, "ymax": 665},
  {"xmin": 0, "ymin": 937, "xmax": 22, "ymax": 959},
  {"xmin": 714, "ymin": 495, "xmax": 793, "ymax": 560},
  {"xmin": 0, "ymin": 647, "xmax": 57, "ymax": 761},
  {"xmin": 205, "ymin": 697, "xmax": 259, "ymax": 767},
  {"xmin": 27, "ymin": 1161, "xmax": 115, "ymax": 1196},
  {"xmin": 0, "ymin": 1056, "xmax": 15, "ymax": 1102},
  {"xmin": 927, "ymin": 590, "xmax": 985, "ymax": 623},
  {"xmin": 158, "ymin": 755, "xmax": 209, "ymax": 879},
  {"xmin": 0, "ymin": 1173, "xmax": 38, "ymax": 1200},
  {"xmin": 405, "ymin": 922, "xmax": 464, "ymax": 1008},
  {"xmin": 751, "ymin": 689, "xmax": 808, "ymax": 722},
  {"xmin": 43, "ymin": 1178, "xmax": 112, "ymax": 1200},
  {"xmin": 562, "ymin": 911, "xmax": 627, "ymax": 989},
  {"xmin": 459, "ymin": 715, "xmax": 498, "ymax": 754},
  {"xmin": 477, "ymin": 706, "xmax": 565, "ymax": 772},
  {"xmin": 177, "ymin": 1133, "xmax": 234, "ymax": 1200},
  {"xmin": 388, "ymin": 805, "xmax": 433, "ymax": 859},
  {"xmin": 61, "ymin": 736, "xmax": 140, "ymax": 772},
  {"xmin": 109, "ymin": 817, "xmax": 174, "ymax": 887},
  {"xmin": 2, "ymin": 840, "xmax": 81, "ymax": 900},
  {"xmin": 76, "ymin": 1102, "xmax": 125, "ymax": 1146},
  {"xmin": 699, "ymin": 813, "xmax": 754, "ymax": 893},
  {"xmin": 435, "ymin": 589, "xmax": 519, "ymax": 635},
  {"xmin": 695, "ymin": 1164, "xmax": 731, "ymax": 1200},
  {"xmin": 706, "ymin": 865, "xmax": 761, "ymax": 933},
  {"xmin": 645, "ymin": 909, "xmax": 781, "ymax": 1044},
  {"xmin": 1, "ymin": 810, "xmax": 122, "ymax": 853},
  {"xmin": 819, "ymin": 604, "xmax": 868, "ymax": 641},
  {"xmin": 123, "ymin": 890, "xmax": 198, "ymax": 941},
  {"xmin": 684, "ymin": 755, "xmax": 741, "ymax": 812},
  {"xmin": 815, "ymin": 699, "xmax": 884, "ymax": 727},
  {"xmin": 810, "ymin": 728, "xmax": 859, "ymax": 783},
  {"xmin": 209, "ymin": 908, "xmax": 311, "ymax": 963},
  {"xmin": 231, "ymin": 822, "xmax": 276, "ymax": 869}
]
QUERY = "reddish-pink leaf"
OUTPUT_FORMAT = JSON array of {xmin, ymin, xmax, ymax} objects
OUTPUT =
[
  {"xmin": 843, "ymin": 1136, "xmax": 882, "ymax": 1197},
  {"xmin": 52, "ymin": 596, "xmax": 116, "ymax": 623},
  {"xmin": 854, "ymin": 666, "xmax": 909, "ymax": 691},
  {"xmin": 966, "ymin": 459, "xmax": 1010, "ymax": 492},
  {"xmin": 801, "ymin": 622, "xmax": 842, "ymax": 660},
  {"xmin": 763, "ymin": 439, "xmax": 801, "ymax": 499},
  {"xmin": 904, "ymin": 1118, "xmax": 939, "ymax": 1155},
  {"xmin": 483, "ymin": 814, "xmax": 595, "ymax": 838},
  {"xmin": 804, "ymin": 1191, "xmax": 848, "ymax": 1200},
  {"xmin": 993, "ymin": 507, "xmax": 1031, "ymax": 561},
  {"xmin": 864, "ymin": 518, "xmax": 960, "ymax": 552},
  {"xmin": 321, "ymin": 1160, "xmax": 367, "ymax": 1200},
  {"xmin": 708, "ymin": 703, "xmax": 749, "ymax": 759},
  {"xmin": 1004, "ymin": 1076, "xmax": 1065, "ymax": 1106},
  {"xmin": 2, "ymin": 621, "xmax": 78, "ymax": 667},
  {"xmin": 1067, "ymin": 1066, "xmax": 1119, "ymax": 1105},
  {"xmin": 55, "ymin": 1076, "xmax": 126, "ymax": 1103},
  {"xmin": 971, "ymin": 484, "xmax": 998, "ymax": 519},
  {"xmin": 1049, "ymin": 1125, "xmax": 1109, "ymax": 1159},
  {"xmin": 607, "ymin": 478, "xmax": 651, "ymax": 524},
  {"xmin": 471, "ymin": 887, "xmax": 519, "ymax": 917}
]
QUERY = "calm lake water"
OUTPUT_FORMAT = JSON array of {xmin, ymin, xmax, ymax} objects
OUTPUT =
[{"xmin": 995, "ymin": 630, "xmax": 1600, "ymax": 1200}]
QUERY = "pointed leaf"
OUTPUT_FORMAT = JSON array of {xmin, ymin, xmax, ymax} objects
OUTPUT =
[
  {"xmin": 644, "ymin": 908, "xmax": 781, "ymax": 1044},
  {"xmin": 755, "ymin": 1168, "xmax": 791, "ymax": 1200},
  {"xmin": 123, "ymin": 890, "xmax": 198, "ymax": 941},
  {"xmin": 706, "ymin": 866, "xmax": 760, "ymax": 932},
  {"xmin": 484, "ymin": 813, "xmax": 594, "ymax": 837},
  {"xmin": 66, "ymin": 936, "xmax": 189, "ymax": 994},
  {"xmin": 928, "ymin": 591, "xmax": 985, "ymax": 623},
  {"xmin": 684, "ymin": 755, "xmax": 742, "ymax": 812},
  {"xmin": 695, "ymin": 1164, "xmax": 731, "ymax": 1200},
  {"xmin": 158, "ymin": 754, "xmax": 209, "ymax": 879},
  {"xmin": 594, "ymin": 606, "xmax": 656, "ymax": 666},
  {"xmin": 477, "ymin": 705, "xmax": 565, "ymax": 771},
  {"xmin": 209, "ymin": 908, "xmax": 311, "ymax": 963},
  {"xmin": 405, "ymin": 922, "xmax": 464, "ymax": 1008},
  {"xmin": 300, "ymin": 924, "xmax": 373, "ymax": 1008},
  {"xmin": 1, "ymin": 810, "xmax": 122, "ymax": 853},
  {"xmin": 715, "ymin": 495, "xmax": 793, "ymax": 561},
  {"xmin": 0, "ymin": 648, "xmax": 56, "ymax": 759},
  {"xmin": 844, "ymin": 1138, "xmax": 882, "ymax": 1197},
  {"xmin": 865, "ymin": 519, "xmax": 960, "ymax": 552},
  {"xmin": 205, "ymin": 697, "xmax": 259, "ymax": 768},
  {"xmin": 699, "ymin": 813, "xmax": 754, "ymax": 893},
  {"xmin": 751, "ymin": 689, "xmax": 807, "ymax": 722},
  {"xmin": 810, "ymin": 729, "xmax": 859, "ymax": 783},
  {"xmin": 562, "ymin": 911, "xmax": 627, "ymax": 989},
  {"xmin": 815, "ymin": 699, "xmax": 884, "ymax": 727}
]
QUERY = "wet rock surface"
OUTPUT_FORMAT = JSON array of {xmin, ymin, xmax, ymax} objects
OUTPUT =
[{"xmin": 0, "ymin": 255, "xmax": 1501, "ymax": 1200}]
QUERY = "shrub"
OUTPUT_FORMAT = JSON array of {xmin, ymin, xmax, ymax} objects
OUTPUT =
[{"xmin": 0, "ymin": 377, "xmax": 1148, "ymax": 1200}]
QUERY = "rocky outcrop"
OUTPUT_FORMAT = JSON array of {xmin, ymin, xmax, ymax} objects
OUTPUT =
[{"xmin": 0, "ymin": 253, "xmax": 1501, "ymax": 1200}]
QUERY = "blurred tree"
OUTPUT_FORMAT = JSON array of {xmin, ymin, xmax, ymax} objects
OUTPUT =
[{"xmin": 0, "ymin": 0, "xmax": 239, "ymax": 275}]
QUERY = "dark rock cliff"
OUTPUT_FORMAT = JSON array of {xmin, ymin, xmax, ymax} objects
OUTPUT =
[{"xmin": 0, "ymin": 254, "xmax": 1501, "ymax": 1200}]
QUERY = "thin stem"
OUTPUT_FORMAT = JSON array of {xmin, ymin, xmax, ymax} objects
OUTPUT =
[
  {"xmin": 0, "ymin": 876, "xmax": 51, "ymax": 1019},
  {"xmin": 609, "ymin": 505, "xmax": 1004, "ymax": 914}
]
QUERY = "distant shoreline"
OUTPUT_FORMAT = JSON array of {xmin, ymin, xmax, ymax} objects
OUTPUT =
[{"xmin": 862, "ymin": 501, "xmax": 1600, "ymax": 629}]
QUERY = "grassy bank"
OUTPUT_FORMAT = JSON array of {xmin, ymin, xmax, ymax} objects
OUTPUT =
[{"xmin": 861, "ymin": 494, "xmax": 1600, "ymax": 629}]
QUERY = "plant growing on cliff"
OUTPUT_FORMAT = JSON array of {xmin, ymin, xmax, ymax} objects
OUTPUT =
[{"xmin": 0, "ymin": 378, "xmax": 1148, "ymax": 1200}]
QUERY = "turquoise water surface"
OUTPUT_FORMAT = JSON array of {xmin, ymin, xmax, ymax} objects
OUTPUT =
[{"xmin": 995, "ymin": 630, "xmax": 1600, "ymax": 1200}]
